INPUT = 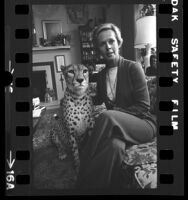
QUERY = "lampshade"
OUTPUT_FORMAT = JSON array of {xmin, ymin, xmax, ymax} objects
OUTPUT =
[{"xmin": 134, "ymin": 16, "xmax": 156, "ymax": 48}]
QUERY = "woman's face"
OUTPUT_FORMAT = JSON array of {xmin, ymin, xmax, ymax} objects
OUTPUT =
[{"xmin": 97, "ymin": 29, "xmax": 120, "ymax": 62}]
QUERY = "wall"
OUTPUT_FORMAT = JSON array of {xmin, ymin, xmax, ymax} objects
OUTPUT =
[
  {"xmin": 105, "ymin": 4, "xmax": 121, "ymax": 28},
  {"xmin": 104, "ymin": 4, "xmax": 135, "ymax": 61},
  {"xmin": 120, "ymin": 4, "xmax": 135, "ymax": 61},
  {"xmin": 32, "ymin": 5, "xmax": 81, "ymax": 64}
]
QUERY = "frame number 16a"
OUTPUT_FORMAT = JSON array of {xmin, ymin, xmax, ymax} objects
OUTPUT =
[{"xmin": 6, "ymin": 151, "xmax": 15, "ymax": 190}]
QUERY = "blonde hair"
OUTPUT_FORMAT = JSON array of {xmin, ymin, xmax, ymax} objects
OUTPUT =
[{"xmin": 92, "ymin": 23, "xmax": 123, "ymax": 50}]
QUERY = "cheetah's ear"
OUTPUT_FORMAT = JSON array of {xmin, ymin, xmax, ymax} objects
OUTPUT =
[{"xmin": 61, "ymin": 64, "xmax": 72, "ymax": 77}]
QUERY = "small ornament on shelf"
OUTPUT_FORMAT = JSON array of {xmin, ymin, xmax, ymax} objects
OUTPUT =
[
  {"xmin": 32, "ymin": 23, "xmax": 38, "ymax": 47},
  {"xmin": 54, "ymin": 33, "xmax": 71, "ymax": 46},
  {"xmin": 44, "ymin": 88, "xmax": 55, "ymax": 102}
]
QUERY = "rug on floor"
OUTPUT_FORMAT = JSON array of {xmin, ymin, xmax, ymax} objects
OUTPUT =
[{"xmin": 32, "ymin": 108, "xmax": 77, "ymax": 189}]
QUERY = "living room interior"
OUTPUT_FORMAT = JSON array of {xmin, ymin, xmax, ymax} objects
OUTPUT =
[
  {"xmin": 32, "ymin": 4, "xmax": 156, "ymax": 109},
  {"xmin": 32, "ymin": 4, "xmax": 157, "ymax": 190}
]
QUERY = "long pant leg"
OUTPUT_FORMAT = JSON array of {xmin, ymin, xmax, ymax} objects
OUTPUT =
[
  {"xmin": 77, "ymin": 110, "xmax": 156, "ymax": 188},
  {"xmin": 77, "ymin": 138, "xmax": 125, "ymax": 188}
]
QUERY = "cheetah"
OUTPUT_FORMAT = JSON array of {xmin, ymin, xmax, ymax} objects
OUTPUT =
[{"xmin": 50, "ymin": 64, "xmax": 95, "ymax": 173}]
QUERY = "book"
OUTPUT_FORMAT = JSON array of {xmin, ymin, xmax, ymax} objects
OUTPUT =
[{"xmin": 33, "ymin": 106, "xmax": 46, "ymax": 118}]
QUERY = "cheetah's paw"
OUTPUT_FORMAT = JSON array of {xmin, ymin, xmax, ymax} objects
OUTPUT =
[{"xmin": 59, "ymin": 153, "xmax": 67, "ymax": 160}]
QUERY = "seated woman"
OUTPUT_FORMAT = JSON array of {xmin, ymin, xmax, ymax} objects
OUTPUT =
[{"xmin": 76, "ymin": 23, "xmax": 157, "ymax": 189}]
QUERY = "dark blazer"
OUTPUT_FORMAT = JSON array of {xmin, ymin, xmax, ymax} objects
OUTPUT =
[{"xmin": 94, "ymin": 56, "xmax": 156, "ymax": 126}]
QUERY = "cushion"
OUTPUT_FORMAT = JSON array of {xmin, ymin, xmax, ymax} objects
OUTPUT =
[{"xmin": 122, "ymin": 138, "xmax": 157, "ymax": 188}]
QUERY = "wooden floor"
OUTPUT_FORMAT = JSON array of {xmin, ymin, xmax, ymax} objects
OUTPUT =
[{"xmin": 32, "ymin": 107, "xmax": 77, "ymax": 190}]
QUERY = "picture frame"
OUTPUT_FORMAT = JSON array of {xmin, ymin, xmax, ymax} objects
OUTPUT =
[
  {"xmin": 32, "ymin": 62, "xmax": 58, "ymax": 101},
  {"xmin": 55, "ymin": 55, "xmax": 65, "ymax": 73},
  {"xmin": 66, "ymin": 5, "xmax": 88, "ymax": 24},
  {"xmin": 42, "ymin": 20, "xmax": 62, "ymax": 42}
]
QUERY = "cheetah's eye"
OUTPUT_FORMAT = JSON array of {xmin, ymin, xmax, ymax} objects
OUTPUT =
[
  {"xmin": 68, "ymin": 70, "xmax": 74, "ymax": 74},
  {"xmin": 83, "ymin": 69, "xmax": 88, "ymax": 73}
]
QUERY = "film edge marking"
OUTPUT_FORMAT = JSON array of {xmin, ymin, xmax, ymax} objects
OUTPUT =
[{"xmin": 6, "ymin": 151, "xmax": 16, "ymax": 190}]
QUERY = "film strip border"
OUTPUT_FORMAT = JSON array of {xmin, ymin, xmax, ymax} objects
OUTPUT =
[
  {"xmin": 157, "ymin": 0, "xmax": 184, "ymax": 195},
  {"xmin": 4, "ymin": 0, "xmax": 184, "ymax": 196}
]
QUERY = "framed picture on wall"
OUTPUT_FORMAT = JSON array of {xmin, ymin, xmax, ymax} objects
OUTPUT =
[
  {"xmin": 42, "ymin": 20, "xmax": 62, "ymax": 42},
  {"xmin": 66, "ymin": 5, "xmax": 88, "ymax": 24},
  {"xmin": 55, "ymin": 55, "xmax": 65, "ymax": 72}
]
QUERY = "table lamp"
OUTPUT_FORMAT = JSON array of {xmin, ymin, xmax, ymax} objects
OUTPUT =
[{"xmin": 134, "ymin": 15, "xmax": 156, "ymax": 70}]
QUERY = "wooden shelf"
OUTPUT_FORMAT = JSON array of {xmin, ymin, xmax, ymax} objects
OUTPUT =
[{"xmin": 33, "ymin": 45, "xmax": 71, "ymax": 51}]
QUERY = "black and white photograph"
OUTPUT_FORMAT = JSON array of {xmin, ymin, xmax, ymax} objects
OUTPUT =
[
  {"xmin": 31, "ymin": 3, "xmax": 157, "ymax": 191},
  {"xmin": 4, "ymin": 0, "xmax": 184, "ymax": 196}
]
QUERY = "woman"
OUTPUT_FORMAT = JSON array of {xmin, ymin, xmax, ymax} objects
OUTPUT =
[{"xmin": 76, "ymin": 23, "xmax": 157, "ymax": 189}]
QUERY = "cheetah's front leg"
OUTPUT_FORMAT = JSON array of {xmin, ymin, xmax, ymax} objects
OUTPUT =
[
  {"xmin": 69, "ymin": 135, "xmax": 80, "ymax": 174},
  {"xmin": 53, "ymin": 131, "xmax": 67, "ymax": 160}
]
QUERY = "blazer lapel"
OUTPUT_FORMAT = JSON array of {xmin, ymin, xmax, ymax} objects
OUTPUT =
[
  {"xmin": 99, "ymin": 69, "xmax": 107, "ymax": 103},
  {"xmin": 115, "ymin": 56, "xmax": 123, "ymax": 105}
]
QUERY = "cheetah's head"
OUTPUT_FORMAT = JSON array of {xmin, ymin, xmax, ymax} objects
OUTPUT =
[{"xmin": 62, "ymin": 64, "xmax": 89, "ymax": 98}]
